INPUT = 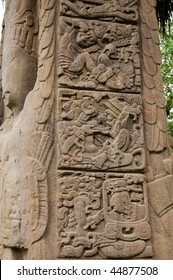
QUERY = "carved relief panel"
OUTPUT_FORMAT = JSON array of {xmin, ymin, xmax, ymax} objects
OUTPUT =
[
  {"xmin": 58, "ymin": 17, "xmax": 141, "ymax": 92},
  {"xmin": 60, "ymin": 0, "xmax": 138, "ymax": 22},
  {"xmin": 55, "ymin": 0, "xmax": 153, "ymax": 260},
  {"xmin": 57, "ymin": 89, "xmax": 145, "ymax": 171},
  {"xmin": 57, "ymin": 171, "xmax": 152, "ymax": 259}
]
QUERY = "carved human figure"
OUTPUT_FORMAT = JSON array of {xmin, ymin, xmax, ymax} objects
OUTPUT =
[
  {"xmin": 58, "ymin": 17, "xmax": 139, "ymax": 91},
  {"xmin": 1, "ymin": 0, "xmax": 38, "ymax": 118},
  {"xmin": 0, "ymin": 0, "xmax": 38, "ymax": 259},
  {"xmin": 58, "ymin": 18, "xmax": 98, "ymax": 87}
]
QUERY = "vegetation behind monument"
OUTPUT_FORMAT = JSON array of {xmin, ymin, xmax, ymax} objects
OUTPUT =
[{"xmin": 160, "ymin": 20, "xmax": 173, "ymax": 136}]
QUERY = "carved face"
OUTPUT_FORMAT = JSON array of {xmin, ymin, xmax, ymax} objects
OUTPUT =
[
  {"xmin": 110, "ymin": 191, "xmax": 130, "ymax": 213},
  {"xmin": 76, "ymin": 29, "xmax": 97, "ymax": 48},
  {"xmin": 2, "ymin": 47, "xmax": 37, "ymax": 114}
]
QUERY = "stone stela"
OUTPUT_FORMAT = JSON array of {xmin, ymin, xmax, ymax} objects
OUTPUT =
[{"xmin": 0, "ymin": 0, "xmax": 173, "ymax": 260}]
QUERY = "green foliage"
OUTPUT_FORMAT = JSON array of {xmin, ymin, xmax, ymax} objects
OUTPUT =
[
  {"xmin": 156, "ymin": 0, "xmax": 173, "ymax": 34},
  {"xmin": 160, "ymin": 20, "xmax": 173, "ymax": 136}
]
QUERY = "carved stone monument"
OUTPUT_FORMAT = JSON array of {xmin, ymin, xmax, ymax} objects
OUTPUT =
[{"xmin": 0, "ymin": 0, "xmax": 173, "ymax": 260}]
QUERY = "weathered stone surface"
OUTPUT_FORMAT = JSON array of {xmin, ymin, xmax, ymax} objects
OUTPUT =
[
  {"xmin": 0, "ymin": 0, "xmax": 173, "ymax": 260},
  {"xmin": 0, "ymin": 0, "xmax": 55, "ymax": 260},
  {"xmin": 57, "ymin": 90, "xmax": 145, "ymax": 171},
  {"xmin": 58, "ymin": 18, "xmax": 140, "ymax": 92},
  {"xmin": 60, "ymin": 0, "xmax": 139, "ymax": 22},
  {"xmin": 57, "ymin": 171, "xmax": 152, "ymax": 259}
]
